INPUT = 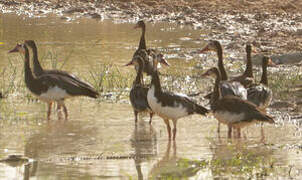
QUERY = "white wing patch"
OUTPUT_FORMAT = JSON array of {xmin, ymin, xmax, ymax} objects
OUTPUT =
[
  {"xmin": 147, "ymin": 86, "xmax": 189, "ymax": 120},
  {"xmin": 174, "ymin": 92, "xmax": 189, "ymax": 98}
]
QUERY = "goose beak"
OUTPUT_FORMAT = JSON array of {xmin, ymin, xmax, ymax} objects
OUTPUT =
[
  {"xmin": 160, "ymin": 58, "xmax": 170, "ymax": 66},
  {"xmin": 268, "ymin": 58, "xmax": 276, "ymax": 67},
  {"xmin": 199, "ymin": 45, "xmax": 209, "ymax": 53},
  {"xmin": 8, "ymin": 44, "xmax": 20, "ymax": 53},
  {"xmin": 125, "ymin": 60, "xmax": 134, "ymax": 66},
  {"xmin": 201, "ymin": 71, "xmax": 210, "ymax": 77},
  {"xmin": 252, "ymin": 49, "xmax": 257, "ymax": 54}
]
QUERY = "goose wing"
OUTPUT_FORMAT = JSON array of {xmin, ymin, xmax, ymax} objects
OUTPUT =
[{"xmin": 130, "ymin": 86, "xmax": 150, "ymax": 111}]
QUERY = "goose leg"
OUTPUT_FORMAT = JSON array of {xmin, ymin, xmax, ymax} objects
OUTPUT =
[
  {"xmin": 47, "ymin": 102, "xmax": 53, "ymax": 120},
  {"xmin": 57, "ymin": 103, "xmax": 62, "ymax": 120},
  {"xmin": 227, "ymin": 125, "xmax": 232, "ymax": 139},
  {"xmin": 237, "ymin": 128, "xmax": 241, "ymax": 138},
  {"xmin": 163, "ymin": 119, "xmax": 171, "ymax": 140},
  {"xmin": 217, "ymin": 122, "xmax": 220, "ymax": 133},
  {"xmin": 149, "ymin": 112, "xmax": 154, "ymax": 124},
  {"xmin": 62, "ymin": 102, "xmax": 68, "ymax": 120},
  {"xmin": 172, "ymin": 119, "xmax": 177, "ymax": 141},
  {"xmin": 134, "ymin": 110, "xmax": 138, "ymax": 124}
]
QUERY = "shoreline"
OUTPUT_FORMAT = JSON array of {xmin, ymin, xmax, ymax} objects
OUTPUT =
[{"xmin": 1, "ymin": 1, "xmax": 302, "ymax": 55}]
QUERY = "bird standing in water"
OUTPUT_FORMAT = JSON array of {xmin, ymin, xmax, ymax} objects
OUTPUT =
[{"xmin": 9, "ymin": 43, "xmax": 98, "ymax": 120}]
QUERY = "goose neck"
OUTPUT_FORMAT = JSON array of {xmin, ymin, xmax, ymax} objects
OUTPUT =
[
  {"xmin": 138, "ymin": 26, "xmax": 146, "ymax": 50},
  {"xmin": 30, "ymin": 44, "xmax": 44, "ymax": 75},
  {"xmin": 260, "ymin": 60, "xmax": 268, "ymax": 85},
  {"xmin": 217, "ymin": 45, "xmax": 228, "ymax": 80}
]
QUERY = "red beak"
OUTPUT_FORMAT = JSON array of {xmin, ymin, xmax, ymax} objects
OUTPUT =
[
  {"xmin": 252, "ymin": 49, "xmax": 257, "ymax": 54},
  {"xmin": 125, "ymin": 60, "xmax": 134, "ymax": 66},
  {"xmin": 267, "ymin": 58, "xmax": 276, "ymax": 67},
  {"xmin": 160, "ymin": 58, "xmax": 170, "ymax": 66},
  {"xmin": 199, "ymin": 45, "xmax": 209, "ymax": 53},
  {"xmin": 201, "ymin": 71, "xmax": 210, "ymax": 77},
  {"xmin": 8, "ymin": 44, "xmax": 21, "ymax": 53}
]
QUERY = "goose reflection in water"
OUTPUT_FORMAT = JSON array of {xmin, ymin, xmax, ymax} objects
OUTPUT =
[
  {"xmin": 149, "ymin": 141, "xmax": 202, "ymax": 179},
  {"xmin": 208, "ymin": 138, "xmax": 278, "ymax": 179},
  {"xmin": 0, "ymin": 155, "xmax": 38, "ymax": 180},
  {"xmin": 131, "ymin": 120, "xmax": 158, "ymax": 180}
]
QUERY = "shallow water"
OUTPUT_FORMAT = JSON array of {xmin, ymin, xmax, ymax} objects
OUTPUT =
[{"xmin": 0, "ymin": 14, "xmax": 301, "ymax": 179}]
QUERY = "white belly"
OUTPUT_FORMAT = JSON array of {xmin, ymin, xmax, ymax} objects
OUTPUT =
[
  {"xmin": 214, "ymin": 111, "xmax": 256, "ymax": 128},
  {"xmin": 39, "ymin": 86, "xmax": 71, "ymax": 102},
  {"xmin": 147, "ymin": 86, "xmax": 188, "ymax": 120},
  {"xmin": 214, "ymin": 111, "xmax": 245, "ymax": 125}
]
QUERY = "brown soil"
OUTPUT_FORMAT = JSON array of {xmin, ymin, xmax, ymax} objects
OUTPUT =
[
  {"xmin": 7, "ymin": 0, "xmax": 302, "ymax": 14},
  {"xmin": 120, "ymin": 0, "xmax": 302, "ymax": 13}
]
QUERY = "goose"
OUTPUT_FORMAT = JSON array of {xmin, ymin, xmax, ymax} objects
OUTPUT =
[
  {"xmin": 24, "ymin": 40, "xmax": 98, "ymax": 110},
  {"xmin": 146, "ymin": 55, "xmax": 209, "ymax": 140},
  {"xmin": 231, "ymin": 44, "xmax": 255, "ymax": 87},
  {"xmin": 202, "ymin": 67, "xmax": 274, "ymax": 138},
  {"xmin": 200, "ymin": 40, "xmax": 247, "ymax": 98},
  {"xmin": 126, "ymin": 51, "xmax": 169, "ymax": 124},
  {"xmin": 200, "ymin": 40, "xmax": 247, "ymax": 133},
  {"xmin": 133, "ymin": 20, "xmax": 169, "ymax": 76},
  {"xmin": 126, "ymin": 55, "xmax": 154, "ymax": 124},
  {"xmin": 247, "ymin": 56, "xmax": 273, "ymax": 110},
  {"xmin": 9, "ymin": 43, "xmax": 98, "ymax": 120}
]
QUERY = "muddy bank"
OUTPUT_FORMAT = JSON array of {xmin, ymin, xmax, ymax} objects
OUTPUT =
[{"xmin": 1, "ymin": 0, "xmax": 302, "ymax": 56}]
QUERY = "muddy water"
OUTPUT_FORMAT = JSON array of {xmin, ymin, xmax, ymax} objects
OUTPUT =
[{"xmin": 0, "ymin": 14, "xmax": 301, "ymax": 179}]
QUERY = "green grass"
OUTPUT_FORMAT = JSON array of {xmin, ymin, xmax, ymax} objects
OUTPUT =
[{"xmin": 1, "ymin": 49, "xmax": 301, "ymax": 107}]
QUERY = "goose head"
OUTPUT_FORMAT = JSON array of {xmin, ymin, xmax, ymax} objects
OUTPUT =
[
  {"xmin": 125, "ymin": 55, "xmax": 145, "ymax": 67},
  {"xmin": 125, "ymin": 51, "xmax": 169, "ymax": 68},
  {"xmin": 9, "ymin": 43, "xmax": 25, "ymax": 54},
  {"xmin": 149, "ymin": 50, "xmax": 169, "ymax": 68},
  {"xmin": 246, "ymin": 44, "xmax": 252, "ymax": 53},
  {"xmin": 202, "ymin": 67, "xmax": 220, "ymax": 78},
  {"xmin": 246, "ymin": 44, "xmax": 258, "ymax": 54},
  {"xmin": 134, "ymin": 20, "xmax": 145, "ymax": 29},
  {"xmin": 199, "ymin": 40, "xmax": 221, "ymax": 53},
  {"xmin": 262, "ymin": 56, "xmax": 275, "ymax": 66}
]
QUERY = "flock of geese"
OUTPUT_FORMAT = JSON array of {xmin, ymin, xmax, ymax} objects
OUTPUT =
[{"xmin": 8, "ymin": 20, "xmax": 275, "ymax": 140}]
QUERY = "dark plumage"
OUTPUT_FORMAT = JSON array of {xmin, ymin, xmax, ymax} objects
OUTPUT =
[
  {"xmin": 231, "ymin": 44, "xmax": 255, "ymax": 87},
  {"xmin": 126, "ymin": 55, "xmax": 154, "ymax": 124},
  {"xmin": 133, "ymin": 20, "xmax": 169, "ymax": 76},
  {"xmin": 247, "ymin": 56, "xmax": 273, "ymax": 109},
  {"xmin": 24, "ymin": 40, "xmax": 98, "ymax": 98},
  {"xmin": 202, "ymin": 67, "xmax": 274, "ymax": 138},
  {"xmin": 147, "ymin": 57, "xmax": 208, "ymax": 140},
  {"xmin": 9, "ymin": 43, "xmax": 98, "ymax": 120},
  {"xmin": 200, "ymin": 40, "xmax": 247, "ymax": 100},
  {"xmin": 200, "ymin": 40, "xmax": 247, "ymax": 133}
]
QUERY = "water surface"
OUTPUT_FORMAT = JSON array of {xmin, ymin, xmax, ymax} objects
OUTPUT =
[{"xmin": 0, "ymin": 14, "xmax": 301, "ymax": 179}]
